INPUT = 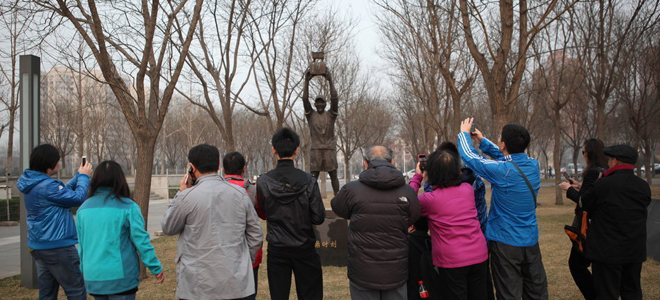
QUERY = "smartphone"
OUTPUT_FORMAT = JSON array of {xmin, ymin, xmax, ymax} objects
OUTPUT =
[
  {"xmin": 563, "ymin": 172, "xmax": 573, "ymax": 183},
  {"xmin": 187, "ymin": 165, "xmax": 196, "ymax": 186},
  {"xmin": 82, "ymin": 156, "xmax": 87, "ymax": 166},
  {"xmin": 470, "ymin": 123, "xmax": 476, "ymax": 135},
  {"xmin": 418, "ymin": 154, "xmax": 427, "ymax": 171}
]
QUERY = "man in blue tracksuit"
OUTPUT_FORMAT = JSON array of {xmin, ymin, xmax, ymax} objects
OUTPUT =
[
  {"xmin": 457, "ymin": 118, "xmax": 548, "ymax": 300},
  {"xmin": 17, "ymin": 144, "xmax": 92, "ymax": 300}
]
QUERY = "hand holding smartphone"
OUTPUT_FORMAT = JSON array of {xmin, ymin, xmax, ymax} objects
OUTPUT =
[
  {"xmin": 418, "ymin": 154, "xmax": 427, "ymax": 171},
  {"xmin": 563, "ymin": 172, "xmax": 573, "ymax": 184}
]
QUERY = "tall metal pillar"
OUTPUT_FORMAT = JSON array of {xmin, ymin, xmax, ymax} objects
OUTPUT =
[{"xmin": 19, "ymin": 55, "xmax": 40, "ymax": 289}]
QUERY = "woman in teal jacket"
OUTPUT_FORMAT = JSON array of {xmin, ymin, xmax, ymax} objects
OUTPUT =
[{"xmin": 76, "ymin": 161, "xmax": 164, "ymax": 299}]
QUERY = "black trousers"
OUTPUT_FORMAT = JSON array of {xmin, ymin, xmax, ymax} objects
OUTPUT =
[
  {"xmin": 592, "ymin": 261, "xmax": 642, "ymax": 300},
  {"xmin": 569, "ymin": 247, "xmax": 595, "ymax": 300},
  {"xmin": 490, "ymin": 241, "xmax": 548, "ymax": 300},
  {"xmin": 267, "ymin": 252, "xmax": 323, "ymax": 300},
  {"xmin": 436, "ymin": 260, "xmax": 489, "ymax": 300}
]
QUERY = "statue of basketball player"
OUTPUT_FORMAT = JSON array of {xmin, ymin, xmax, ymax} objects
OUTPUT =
[{"xmin": 302, "ymin": 70, "xmax": 340, "ymax": 195}]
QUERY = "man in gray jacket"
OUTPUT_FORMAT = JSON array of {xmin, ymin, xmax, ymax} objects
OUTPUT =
[{"xmin": 162, "ymin": 144, "xmax": 263, "ymax": 300}]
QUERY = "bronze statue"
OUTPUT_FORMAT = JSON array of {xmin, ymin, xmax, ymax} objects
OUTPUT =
[{"xmin": 303, "ymin": 68, "xmax": 340, "ymax": 195}]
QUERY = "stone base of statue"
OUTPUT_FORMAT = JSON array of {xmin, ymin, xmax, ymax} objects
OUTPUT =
[{"xmin": 313, "ymin": 209, "xmax": 348, "ymax": 267}]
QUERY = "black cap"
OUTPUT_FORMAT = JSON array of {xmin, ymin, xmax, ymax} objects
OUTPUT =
[{"xmin": 603, "ymin": 144, "xmax": 637, "ymax": 164}]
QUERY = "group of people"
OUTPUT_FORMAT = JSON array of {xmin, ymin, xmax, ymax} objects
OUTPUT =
[{"xmin": 17, "ymin": 116, "xmax": 652, "ymax": 300}]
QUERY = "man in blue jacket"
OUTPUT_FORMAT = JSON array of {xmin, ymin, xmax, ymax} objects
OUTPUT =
[
  {"xmin": 457, "ymin": 118, "xmax": 548, "ymax": 300},
  {"xmin": 17, "ymin": 144, "xmax": 92, "ymax": 300}
]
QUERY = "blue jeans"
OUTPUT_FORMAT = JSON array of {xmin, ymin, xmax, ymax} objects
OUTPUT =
[
  {"xmin": 30, "ymin": 245, "xmax": 86, "ymax": 300},
  {"xmin": 93, "ymin": 294, "xmax": 136, "ymax": 300}
]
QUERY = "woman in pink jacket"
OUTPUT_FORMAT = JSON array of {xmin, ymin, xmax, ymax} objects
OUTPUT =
[{"xmin": 409, "ymin": 145, "xmax": 488, "ymax": 300}]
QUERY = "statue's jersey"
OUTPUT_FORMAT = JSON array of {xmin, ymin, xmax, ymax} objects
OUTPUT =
[{"xmin": 306, "ymin": 110, "xmax": 338, "ymax": 150}]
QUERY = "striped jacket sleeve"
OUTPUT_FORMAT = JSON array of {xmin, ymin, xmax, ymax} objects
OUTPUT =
[{"xmin": 457, "ymin": 132, "xmax": 505, "ymax": 184}]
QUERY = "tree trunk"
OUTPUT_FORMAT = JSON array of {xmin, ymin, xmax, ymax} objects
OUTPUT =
[
  {"xmin": 134, "ymin": 136, "xmax": 157, "ymax": 279},
  {"xmin": 344, "ymin": 155, "xmax": 351, "ymax": 184},
  {"xmin": 553, "ymin": 110, "xmax": 563, "ymax": 205},
  {"xmin": 596, "ymin": 100, "xmax": 605, "ymax": 142},
  {"xmin": 492, "ymin": 111, "xmax": 509, "ymax": 137},
  {"xmin": 6, "ymin": 111, "xmax": 15, "ymax": 177}
]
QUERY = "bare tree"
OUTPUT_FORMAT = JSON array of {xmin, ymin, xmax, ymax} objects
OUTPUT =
[
  {"xmin": 243, "ymin": 0, "xmax": 317, "ymax": 134},
  {"xmin": 377, "ymin": 0, "xmax": 475, "ymax": 143},
  {"xmin": 35, "ymin": 0, "xmax": 204, "ymax": 236},
  {"xmin": 617, "ymin": 34, "xmax": 660, "ymax": 182},
  {"xmin": 570, "ymin": 0, "xmax": 660, "ymax": 141},
  {"xmin": 174, "ymin": 0, "xmax": 261, "ymax": 152},
  {"xmin": 0, "ymin": 2, "xmax": 38, "ymax": 179},
  {"xmin": 458, "ymin": 0, "xmax": 577, "ymax": 130}
]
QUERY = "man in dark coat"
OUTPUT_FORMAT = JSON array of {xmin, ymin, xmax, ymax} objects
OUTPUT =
[
  {"xmin": 331, "ymin": 145, "xmax": 420, "ymax": 299},
  {"xmin": 580, "ymin": 144, "xmax": 651, "ymax": 299},
  {"xmin": 256, "ymin": 128, "xmax": 326, "ymax": 300}
]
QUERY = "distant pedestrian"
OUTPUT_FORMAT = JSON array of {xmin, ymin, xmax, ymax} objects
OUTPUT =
[
  {"xmin": 76, "ymin": 160, "xmax": 164, "ymax": 300},
  {"xmin": 17, "ymin": 144, "xmax": 92, "ymax": 300},
  {"xmin": 256, "ymin": 128, "xmax": 326, "ymax": 300},
  {"xmin": 332, "ymin": 145, "xmax": 420, "ymax": 300},
  {"xmin": 580, "ymin": 144, "xmax": 651, "ymax": 299},
  {"xmin": 162, "ymin": 144, "xmax": 263, "ymax": 300}
]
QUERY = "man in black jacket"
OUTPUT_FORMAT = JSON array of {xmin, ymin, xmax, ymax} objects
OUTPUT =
[
  {"xmin": 581, "ymin": 144, "xmax": 651, "ymax": 300},
  {"xmin": 256, "ymin": 128, "xmax": 326, "ymax": 300},
  {"xmin": 331, "ymin": 145, "xmax": 420, "ymax": 300}
]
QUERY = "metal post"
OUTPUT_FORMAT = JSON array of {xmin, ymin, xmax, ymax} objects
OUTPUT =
[{"xmin": 19, "ymin": 55, "xmax": 40, "ymax": 289}]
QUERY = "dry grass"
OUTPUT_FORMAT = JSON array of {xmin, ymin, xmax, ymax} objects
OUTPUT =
[{"xmin": 1, "ymin": 184, "xmax": 659, "ymax": 299}]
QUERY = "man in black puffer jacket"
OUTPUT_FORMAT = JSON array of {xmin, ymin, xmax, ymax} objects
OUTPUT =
[{"xmin": 332, "ymin": 145, "xmax": 420, "ymax": 299}]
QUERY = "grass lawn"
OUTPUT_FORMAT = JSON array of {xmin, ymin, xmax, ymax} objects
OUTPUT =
[{"xmin": 1, "ymin": 184, "xmax": 659, "ymax": 299}]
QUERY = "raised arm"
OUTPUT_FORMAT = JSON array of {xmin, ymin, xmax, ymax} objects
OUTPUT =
[
  {"xmin": 326, "ymin": 71, "xmax": 338, "ymax": 114},
  {"xmin": 302, "ymin": 71, "xmax": 313, "ymax": 114}
]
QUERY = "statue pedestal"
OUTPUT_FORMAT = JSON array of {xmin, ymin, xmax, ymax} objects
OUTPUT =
[{"xmin": 313, "ymin": 209, "xmax": 348, "ymax": 267}]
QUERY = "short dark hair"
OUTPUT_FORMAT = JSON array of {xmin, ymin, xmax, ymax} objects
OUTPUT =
[
  {"xmin": 89, "ymin": 160, "xmax": 131, "ymax": 202},
  {"xmin": 30, "ymin": 144, "xmax": 60, "ymax": 173},
  {"xmin": 272, "ymin": 128, "xmax": 300, "ymax": 158},
  {"xmin": 188, "ymin": 144, "xmax": 220, "ymax": 173},
  {"xmin": 223, "ymin": 151, "xmax": 246, "ymax": 176},
  {"xmin": 501, "ymin": 124, "xmax": 530, "ymax": 154},
  {"xmin": 426, "ymin": 150, "xmax": 462, "ymax": 188}
]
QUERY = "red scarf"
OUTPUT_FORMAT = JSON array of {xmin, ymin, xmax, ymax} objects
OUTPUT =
[{"xmin": 604, "ymin": 165, "xmax": 635, "ymax": 177}]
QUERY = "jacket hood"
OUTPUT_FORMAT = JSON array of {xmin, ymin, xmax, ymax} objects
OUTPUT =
[
  {"xmin": 17, "ymin": 169, "xmax": 52, "ymax": 193},
  {"xmin": 359, "ymin": 161, "xmax": 406, "ymax": 190},
  {"xmin": 260, "ymin": 175, "xmax": 309, "ymax": 204}
]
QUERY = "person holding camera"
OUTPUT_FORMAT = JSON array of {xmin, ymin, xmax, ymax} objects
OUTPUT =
[
  {"xmin": 558, "ymin": 139, "xmax": 607, "ymax": 300},
  {"xmin": 457, "ymin": 118, "xmax": 548, "ymax": 300},
  {"xmin": 409, "ymin": 145, "xmax": 488, "ymax": 299},
  {"xmin": 161, "ymin": 144, "xmax": 263, "ymax": 300},
  {"xmin": 76, "ymin": 160, "xmax": 164, "ymax": 299},
  {"xmin": 17, "ymin": 144, "xmax": 92, "ymax": 300}
]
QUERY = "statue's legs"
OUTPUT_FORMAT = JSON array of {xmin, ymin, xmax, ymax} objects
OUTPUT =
[
  {"xmin": 328, "ymin": 170, "xmax": 339, "ymax": 195},
  {"xmin": 311, "ymin": 170, "xmax": 339, "ymax": 195}
]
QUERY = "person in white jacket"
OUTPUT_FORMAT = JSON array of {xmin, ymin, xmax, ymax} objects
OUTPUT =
[{"xmin": 162, "ymin": 144, "xmax": 263, "ymax": 300}]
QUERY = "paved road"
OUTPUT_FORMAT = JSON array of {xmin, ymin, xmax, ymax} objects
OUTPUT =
[{"xmin": 0, "ymin": 199, "xmax": 171, "ymax": 280}]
